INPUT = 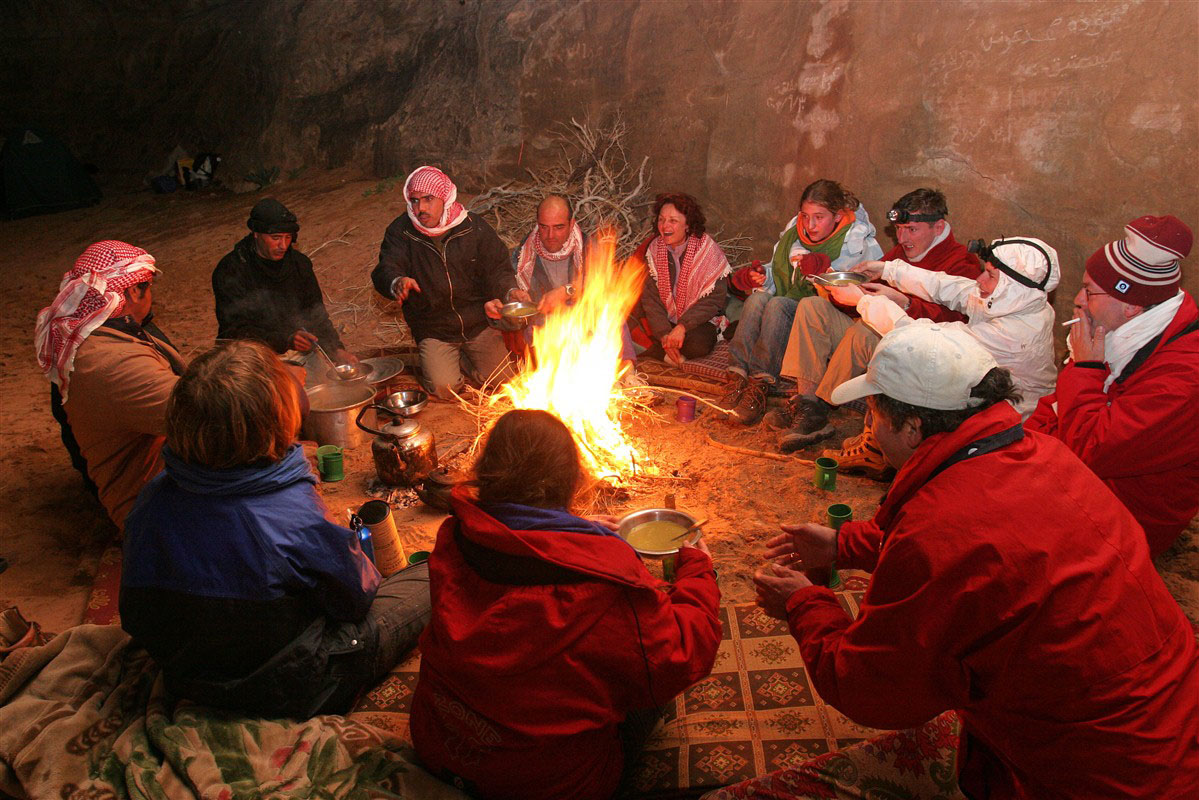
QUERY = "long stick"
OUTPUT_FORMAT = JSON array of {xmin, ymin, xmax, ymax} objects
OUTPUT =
[{"xmin": 705, "ymin": 433, "xmax": 814, "ymax": 465}]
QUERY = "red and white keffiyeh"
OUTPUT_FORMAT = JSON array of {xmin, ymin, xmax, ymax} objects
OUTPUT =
[
  {"xmin": 647, "ymin": 233, "xmax": 731, "ymax": 320},
  {"xmin": 403, "ymin": 165, "xmax": 469, "ymax": 237},
  {"xmin": 34, "ymin": 240, "xmax": 160, "ymax": 398},
  {"xmin": 514, "ymin": 221, "xmax": 584, "ymax": 290}
]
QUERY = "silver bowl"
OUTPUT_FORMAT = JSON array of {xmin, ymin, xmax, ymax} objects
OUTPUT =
[
  {"xmin": 500, "ymin": 300, "xmax": 540, "ymax": 326},
  {"xmin": 617, "ymin": 508, "xmax": 700, "ymax": 556},
  {"xmin": 380, "ymin": 389, "xmax": 428, "ymax": 417},
  {"xmin": 810, "ymin": 270, "xmax": 867, "ymax": 286}
]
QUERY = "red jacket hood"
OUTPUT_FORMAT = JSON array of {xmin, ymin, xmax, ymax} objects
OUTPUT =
[
  {"xmin": 448, "ymin": 486, "xmax": 671, "ymax": 591},
  {"xmin": 876, "ymin": 402, "xmax": 1024, "ymax": 531}
]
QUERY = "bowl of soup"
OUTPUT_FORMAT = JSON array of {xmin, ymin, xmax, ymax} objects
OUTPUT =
[{"xmin": 617, "ymin": 508, "xmax": 701, "ymax": 556}]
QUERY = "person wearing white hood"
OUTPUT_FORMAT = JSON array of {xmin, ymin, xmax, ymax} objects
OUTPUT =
[
  {"xmin": 815, "ymin": 237, "xmax": 1059, "ymax": 479},
  {"xmin": 849, "ymin": 236, "xmax": 1060, "ymax": 418}
]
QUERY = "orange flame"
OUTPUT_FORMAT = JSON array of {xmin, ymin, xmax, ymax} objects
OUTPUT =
[{"xmin": 493, "ymin": 231, "xmax": 655, "ymax": 480}]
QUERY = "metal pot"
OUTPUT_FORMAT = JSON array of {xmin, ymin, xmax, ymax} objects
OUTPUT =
[
  {"xmin": 302, "ymin": 382, "xmax": 375, "ymax": 449},
  {"xmin": 416, "ymin": 467, "xmax": 459, "ymax": 510},
  {"xmin": 356, "ymin": 407, "xmax": 439, "ymax": 487}
]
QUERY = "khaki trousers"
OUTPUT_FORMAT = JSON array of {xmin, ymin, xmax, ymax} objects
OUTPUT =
[{"xmin": 780, "ymin": 295, "xmax": 880, "ymax": 404}]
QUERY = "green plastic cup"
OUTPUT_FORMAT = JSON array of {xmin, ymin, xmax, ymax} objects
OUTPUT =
[
  {"xmin": 407, "ymin": 550, "xmax": 431, "ymax": 566},
  {"xmin": 825, "ymin": 503, "xmax": 852, "ymax": 589},
  {"xmin": 316, "ymin": 444, "xmax": 344, "ymax": 482},
  {"xmin": 814, "ymin": 456, "xmax": 838, "ymax": 491},
  {"xmin": 826, "ymin": 503, "xmax": 853, "ymax": 530}
]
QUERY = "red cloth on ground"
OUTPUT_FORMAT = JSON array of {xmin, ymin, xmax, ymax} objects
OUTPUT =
[
  {"xmin": 410, "ymin": 490, "xmax": 722, "ymax": 800},
  {"xmin": 876, "ymin": 233, "xmax": 978, "ymax": 322},
  {"xmin": 1026, "ymin": 291, "xmax": 1199, "ymax": 556},
  {"xmin": 784, "ymin": 403, "xmax": 1199, "ymax": 799}
]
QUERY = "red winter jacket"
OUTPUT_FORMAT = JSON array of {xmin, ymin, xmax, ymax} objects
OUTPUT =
[
  {"xmin": 1026, "ymin": 291, "xmax": 1199, "ymax": 556},
  {"xmin": 410, "ymin": 490, "xmax": 722, "ymax": 800},
  {"xmin": 875, "ymin": 232, "xmax": 979, "ymax": 322},
  {"xmin": 785, "ymin": 403, "xmax": 1199, "ymax": 799}
]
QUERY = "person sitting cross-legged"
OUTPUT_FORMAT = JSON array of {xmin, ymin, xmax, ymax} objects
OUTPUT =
[
  {"xmin": 720, "ymin": 179, "xmax": 883, "ymax": 425},
  {"xmin": 410, "ymin": 409, "xmax": 722, "ymax": 800},
  {"xmin": 120, "ymin": 340, "xmax": 431, "ymax": 718},
  {"xmin": 631, "ymin": 192, "xmax": 731, "ymax": 365},
  {"xmin": 371, "ymin": 165, "xmax": 526, "ymax": 399}
]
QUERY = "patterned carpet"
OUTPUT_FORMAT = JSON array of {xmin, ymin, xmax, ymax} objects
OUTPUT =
[{"xmin": 347, "ymin": 574, "xmax": 879, "ymax": 799}]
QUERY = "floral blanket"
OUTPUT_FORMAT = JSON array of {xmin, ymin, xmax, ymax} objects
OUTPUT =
[{"xmin": 0, "ymin": 624, "xmax": 465, "ymax": 800}]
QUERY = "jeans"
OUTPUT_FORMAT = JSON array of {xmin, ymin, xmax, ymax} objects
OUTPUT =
[
  {"xmin": 366, "ymin": 561, "xmax": 432, "ymax": 677},
  {"xmin": 727, "ymin": 292, "xmax": 799, "ymax": 383},
  {"xmin": 319, "ymin": 561, "xmax": 432, "ymax": 715},
  {"xmin": 418, "ymin": 328, "xmax": 515, "ymax": 400}
]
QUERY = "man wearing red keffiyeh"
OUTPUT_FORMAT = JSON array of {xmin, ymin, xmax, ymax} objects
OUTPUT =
[
  {"xmin": 372, "ymin": 166, "xmax": 528, "ymax": 399},
  {"xmin": 632, "ymin": 193, "xmax": 731, "ymax": 365},
  {"xmin": 34, "ymin": 240, "xmax": 186, "ymax": 528}
]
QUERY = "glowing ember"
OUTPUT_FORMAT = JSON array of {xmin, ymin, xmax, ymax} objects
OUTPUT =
[{"xmin": 492, "ymin": 230, "xmax": 655, "ymax": 480}]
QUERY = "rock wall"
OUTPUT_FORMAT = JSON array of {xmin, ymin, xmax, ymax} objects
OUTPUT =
[{"xmin": 3, "ymin": 0, "xmax": 1196, "ymax": 302}]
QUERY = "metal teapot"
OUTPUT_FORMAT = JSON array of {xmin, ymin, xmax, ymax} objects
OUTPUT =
[{"xmin": 355, "ymin": 405, "xmax": 438, "ymax": 487}]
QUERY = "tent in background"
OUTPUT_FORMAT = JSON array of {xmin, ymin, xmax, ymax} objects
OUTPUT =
[{"xmin": 1, "ymin": 127, "xmax": 101, "ymax": 219}]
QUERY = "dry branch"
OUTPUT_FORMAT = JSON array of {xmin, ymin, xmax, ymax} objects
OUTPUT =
[{"xmin": 705, "ymin": 432, "xmax": 814, "ymax": 465}]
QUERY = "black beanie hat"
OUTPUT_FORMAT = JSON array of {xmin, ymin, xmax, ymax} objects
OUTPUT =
[{"xmin": 247, "ymin": 198, "xmax": 299, "ymax": 235}]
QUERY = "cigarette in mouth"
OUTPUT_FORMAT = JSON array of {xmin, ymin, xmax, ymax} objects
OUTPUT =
[{"xmin": 1061, "ymin": 318, "xmax": 1081, "ymax": 328}]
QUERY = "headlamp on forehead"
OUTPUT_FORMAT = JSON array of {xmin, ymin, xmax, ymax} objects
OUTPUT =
[
  {"xmin": 888, "ymin": 208, "xmax": 944, "ymax": 225},
  {"xmin": 967, "ymin": 238, "xmax": 1053, "ymax": 291}
]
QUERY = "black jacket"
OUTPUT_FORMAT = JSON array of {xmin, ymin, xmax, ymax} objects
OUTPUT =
[
  {"xmin": 371, "ymin": 212, "xmax": 517, "ymax": 343},
  {"xmin": 212, "ymin": 235, "xmax": 344, "ymax": 353}
]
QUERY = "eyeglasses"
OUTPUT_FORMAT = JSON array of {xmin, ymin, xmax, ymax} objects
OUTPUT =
[{"xmin": 1083, "ymin": 288, "xmax": 1108, "ymax": 298}]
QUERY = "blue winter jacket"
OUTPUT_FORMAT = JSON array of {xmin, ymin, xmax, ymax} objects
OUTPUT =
[{"xmin": 121, "ymin": 444, "xmax": 380, "ymax": 716}]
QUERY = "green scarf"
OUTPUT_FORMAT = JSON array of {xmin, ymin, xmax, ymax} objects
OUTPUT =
[{"xmin": 770, "ymin": 221, "xmax": 852, "ymax": 300}]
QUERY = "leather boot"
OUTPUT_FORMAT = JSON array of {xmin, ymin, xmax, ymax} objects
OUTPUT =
[
  {"xmin": 731, "ymin": 377, "xmax": 770, "ymax": 426},
  {"xmin": 717, "ymin": 373, "xmax": 749, "ymax": 414}
]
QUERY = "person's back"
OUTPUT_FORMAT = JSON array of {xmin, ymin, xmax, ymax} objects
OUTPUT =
[
  {"xmin": 117, "ymin": 340, "xmax": 431, "ymax": 720},
  {"xmin": 409, "ymin": 411, "xmax": 721, "ymax": 800}
]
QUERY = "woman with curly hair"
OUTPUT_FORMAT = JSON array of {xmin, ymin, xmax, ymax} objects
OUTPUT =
[
  {"xmin": 631, "ymin": 192, "xmax": 732, "ymax": 364},
  {"xmin": 410, "ymin": 409, "xmax": 721, "ymax": 800}
]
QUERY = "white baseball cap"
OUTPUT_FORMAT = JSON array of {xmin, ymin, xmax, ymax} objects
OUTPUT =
[{"xmin": 831, "ymin": 320, "xmax": 998, "ymax": 410}]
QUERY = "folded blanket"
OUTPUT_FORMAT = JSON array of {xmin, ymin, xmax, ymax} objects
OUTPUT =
[{"xmin": 0, "ymin": 624, "xmax": 465, "ymax": 800}]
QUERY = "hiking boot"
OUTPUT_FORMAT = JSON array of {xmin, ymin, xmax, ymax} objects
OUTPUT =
[
  {"xmin": 763, "ymin": 394, "xmax": 796, "ymax": 430},
  {"xmin": 717, "ymin": 373, "xmax": 749, "ymax": 414},
  {"xmin": 821, "ymin": 427, "xmax": 894, "ymax": 481},
  {"xmin": 778, "ymin": 423, "xmax": 837, "ymax": 453},
  {"xmin": 776, "ymin": 395, "xmax": 836, "ymax": 451},
  {"xmin": 731, "ymin": 377, "xmax": 770, "ymax": 426}
]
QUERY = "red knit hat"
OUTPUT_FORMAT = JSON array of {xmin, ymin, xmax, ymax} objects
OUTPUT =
[{"xmin": 1085, "ymin": 215, "xmax": 1192, "ymax": 306}]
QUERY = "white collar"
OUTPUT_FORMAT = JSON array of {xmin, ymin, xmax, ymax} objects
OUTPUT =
[{"xmin": 909, "ymin": 222, "xmax": 952, "ymax": 263}]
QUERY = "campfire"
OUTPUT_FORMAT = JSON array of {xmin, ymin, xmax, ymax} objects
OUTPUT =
[{"xmin": 488, "ymin": 230, "xmax": 657, "ymax": 483}]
